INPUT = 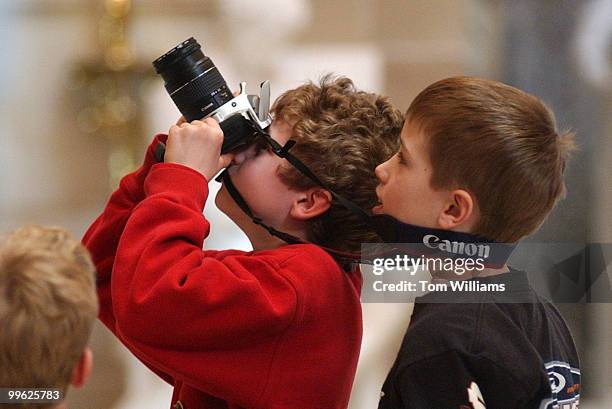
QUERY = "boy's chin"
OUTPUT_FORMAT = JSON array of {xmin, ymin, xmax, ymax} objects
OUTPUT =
[
  {"xmin": 215, "ymin": 185, "xmax": 232, "ymax": 216},
  {"xmin": 215, "ymin": 185, "xmax": 248, "ymax": 225}
]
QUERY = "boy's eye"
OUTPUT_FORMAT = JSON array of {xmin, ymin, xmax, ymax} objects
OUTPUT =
[
  {"xmin": 253, "ymin": 140, "xmax": 272, "ymax": 155},
  {"xmin": 244, "ymin": 138, "xmax": 267, "ymax": 157}
]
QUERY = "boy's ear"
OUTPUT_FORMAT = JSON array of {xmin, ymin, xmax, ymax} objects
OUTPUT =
[
  {"xmin": 290, "ymin": 188, "xmax": 332, "ymax": 221},
  {"xmin": 437, "ymin": 189, "xmax": 476, "ymax": 230},
  {"xmin": 70, "ymin": 347, "xmax": 93, "ymax": 389}
]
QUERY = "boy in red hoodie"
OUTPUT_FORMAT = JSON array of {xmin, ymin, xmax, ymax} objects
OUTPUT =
[{"xmin": 83, "ymin": 76, "xmax": 403, "ymax": 409}]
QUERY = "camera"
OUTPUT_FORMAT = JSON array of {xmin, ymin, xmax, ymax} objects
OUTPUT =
[{"xmin": 152, "ymin": 37, "xmax": 273, "ymax": 160}]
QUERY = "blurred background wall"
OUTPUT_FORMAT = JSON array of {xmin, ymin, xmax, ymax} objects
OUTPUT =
[{"xmin": 0, "ymin": 0, "xmax": 610, "ymax": 408}]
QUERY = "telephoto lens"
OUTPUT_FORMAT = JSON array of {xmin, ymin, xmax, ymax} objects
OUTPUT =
[
  {"xmin": 153, "ymin": 37, "xmax": 233, "ymax": 122},
  {"xmin": 153, "ymin": 38, "xmax": 263, "ymax": 157}
]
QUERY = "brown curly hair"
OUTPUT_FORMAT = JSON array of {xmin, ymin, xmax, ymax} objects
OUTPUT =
[{"xmin": 271, "ymin": 74, "xmax": 403, "ymax": 253}]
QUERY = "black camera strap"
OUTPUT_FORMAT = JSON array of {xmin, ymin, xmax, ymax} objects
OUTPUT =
[
  {"xmin": 255, "ymin": 132, "xmax": 378, "ymax": 229},
  {"xmin": 155, "ymin": 128, "xmax": 515, "ymax": 268},
  {"xmin": 217, "ymin": 168, "xmax": 374, "ymax": 264},
  {"xmin": 213, "ymin": 132, "xmax": 516, "ymax": 268},
  {"xmin": 214, "ymin": 132, "xmax": 375, "ymax": 262},
  {"xmin": 216, "ymin": 168, "xmax": 303, "ymax": 245}
]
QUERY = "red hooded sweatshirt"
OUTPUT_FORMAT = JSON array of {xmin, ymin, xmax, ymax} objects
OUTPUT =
[{"xmin": 83, "ymin": 135, "xmax": 363, "ymax": 409}]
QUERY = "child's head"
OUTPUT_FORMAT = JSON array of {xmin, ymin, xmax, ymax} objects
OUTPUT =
[
  {"xmin": 0, "ymin": 225, "xmax": 98, "ymax": 407},
  {"xmin": 374, "ymin": 76, "xmax": 575, "ymax": 243},
  {"xmin": 216, "ymin": 75, "xmax": 403, "ymax": 252}
]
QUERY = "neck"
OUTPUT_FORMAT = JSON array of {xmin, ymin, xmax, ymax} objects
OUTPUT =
[
  {"xmin": 250, "ymin": 233, "xmax": 286, "ymax": 252},
  {"xmin": 247, "ymin": 223, "xmax": 307, "ymax": 252}
]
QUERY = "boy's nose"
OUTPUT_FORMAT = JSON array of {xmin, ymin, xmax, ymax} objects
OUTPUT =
[
  {"xmin": 375, "ymin": 162, "xmax": 389, "ymax": 184},
  {"xmin": 232, "ymin": 145, "xmax": 256, "ymax": 165},
  {"xmin": 232, "ymin": 151, "xmax": 246, "ymax": 165}
]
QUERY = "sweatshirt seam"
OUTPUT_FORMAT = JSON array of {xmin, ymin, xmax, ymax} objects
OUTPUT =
[
  {"xmin": 138, "ymin": 169, "xmax": 209, "ymax": 215},
  {"xmin": 122, "ymin": 177, "xmax": 142, "ymax": 204},
  {"xmin": 149, "ymin": 162, "xmax": 208, "ymax": 182},
  {"xmin": 120, "ymin": 141, "xmax": 157, "ymax": 204},
  {"xmin": 254, "ymin": 253, "xmax": 302, "ymax": 408},
  {"xmin": 255, "ymin": 247, "xmax": 340, "ymax": 406},
  {"xmin": 469, "ymin": 301, "xmax": 486, "ymax": 353}
]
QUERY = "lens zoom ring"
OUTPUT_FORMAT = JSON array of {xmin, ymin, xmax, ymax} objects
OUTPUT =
[{"xmin": 171, "ymin": 67, "xmax": 228, "ymax": 102}]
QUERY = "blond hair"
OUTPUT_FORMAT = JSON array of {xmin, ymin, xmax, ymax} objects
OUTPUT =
[
  {"xmin": 272, "ymin": 75, "xmax": 403, "ymax": 253},
  {"xmin": 406, "ymin": 76, "xmax": 576, "ymax": 242},
  {"xmin": 0, "ymin": 225, "xmax": 98, "ymax": 407}
]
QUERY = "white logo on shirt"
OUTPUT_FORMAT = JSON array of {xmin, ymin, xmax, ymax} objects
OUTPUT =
[{"xmin": 467, "ymin": 381, "xmax": 486, "ymax": 409}]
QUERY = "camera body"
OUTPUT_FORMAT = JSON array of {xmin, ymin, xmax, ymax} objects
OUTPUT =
[{"xmin": 153, "ymin": 38, "xmax": 272, "ymax": 157}]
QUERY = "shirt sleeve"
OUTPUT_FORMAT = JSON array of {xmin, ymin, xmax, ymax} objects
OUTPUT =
[
  {"xmin": 382, "ymin": 350, "xmax": 533, "ymax": 409},
  {"xmin": 108, "ymin": 162, "xmax": 300, "ymax": 403},
  {"xmin": 82, "ymin": 134, "xmax": 175, "ymax": 384}
]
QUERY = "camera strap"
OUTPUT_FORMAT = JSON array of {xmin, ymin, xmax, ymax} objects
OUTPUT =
[
  {"xmin": 216, "ymin": 168, "xmax": 302, "ymax": 245},
  {"xmin": 254, "ymin": 132, "xmax": 379, "ymax": 229},
  {"xmin": 216, "ymin": 168, "xmax": 373, "ymax": 263},
  {"xmin": 214, "ymin": 132, "xmax": 377, "ymax": 262},
  {"xmin": 213, "ymin": 132, "xmax": 516, "ymax": 268}
]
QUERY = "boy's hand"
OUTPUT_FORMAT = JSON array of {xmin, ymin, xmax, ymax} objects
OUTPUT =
[{"xmin": 165, "ymin": 118, "xmax": 234, "ymax": 181}]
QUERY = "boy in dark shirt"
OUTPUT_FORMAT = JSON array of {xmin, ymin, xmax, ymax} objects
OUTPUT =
[{"xmin": 373, "ymin": 76, "xmax": 580, "ymax": 409}]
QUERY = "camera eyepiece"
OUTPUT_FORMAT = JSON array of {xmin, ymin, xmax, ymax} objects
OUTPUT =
[{"xmin": 153, "ymin": 37, "xmax": 233, "ymax": 121}]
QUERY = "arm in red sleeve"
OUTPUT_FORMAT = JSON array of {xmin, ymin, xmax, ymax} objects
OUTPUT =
[
  {"xmin": 83, "ymin": 134, "xmax": 167, "ymax": 328},
  {"xmin": 110, "ymin": 163, "xmax": 299, "ymax": 403},
  {"xmin": 82, "ymin": 135, "xmax": 178, "ymax": 384}
]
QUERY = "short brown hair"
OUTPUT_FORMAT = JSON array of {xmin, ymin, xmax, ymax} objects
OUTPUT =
[
  {"xmin": 0, "ymin": 226, "xmax": 98, "ymax": 406},
  {"xmin": 406, "ymin": 76, "xmax": 576, "ymax": 242},
  {"xmin": 272, "ymin": 75, "xmax": 403, "ymax": 253}
]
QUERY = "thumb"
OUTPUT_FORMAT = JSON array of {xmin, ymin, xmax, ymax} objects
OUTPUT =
[{"xmin": 218, "ymin": 153, "xmax": 234, "ymax": 170}]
